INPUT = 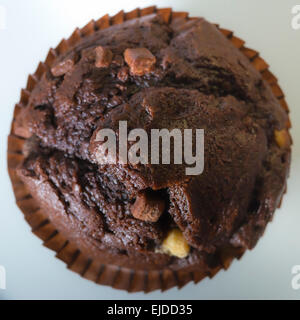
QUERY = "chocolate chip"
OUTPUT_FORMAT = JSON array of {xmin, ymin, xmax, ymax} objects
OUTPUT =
[
  {"xmin": 117, "ymin": 67, "xmax": 129, "ymax": 82},
  {"xmin": 124, "ymin": 48, "xmax": 156, "ymax": 76},
  {"xmin": 131, "ymin": 190, "xmax": 165, "ymax": 222},
  {"xmin": 51, "ymin": 58, "xmax": 74, "ymax": 77},
  {"xmin": 94, "ymin": 46, "xmax": 113, "ymax": 68}
]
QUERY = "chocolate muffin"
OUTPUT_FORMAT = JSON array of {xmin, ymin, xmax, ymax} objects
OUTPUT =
[{"xmin": 8, "ymin": 7, "xmax": 291, "ymax": 292}]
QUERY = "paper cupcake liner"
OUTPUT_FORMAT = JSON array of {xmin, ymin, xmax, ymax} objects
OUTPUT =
[{"xmin": 7, "ymin": 6, "xmax": 291, "ymax": 292}]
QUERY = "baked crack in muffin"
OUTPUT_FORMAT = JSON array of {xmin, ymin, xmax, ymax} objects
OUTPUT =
[{"xmin": 8, "ymin": 8, "xmax": 291, "ymax": 292}]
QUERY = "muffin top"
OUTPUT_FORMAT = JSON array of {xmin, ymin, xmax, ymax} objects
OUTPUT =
[{"xmin": 15, "ymin": 13, "xmax": 290, "ymax": 261}]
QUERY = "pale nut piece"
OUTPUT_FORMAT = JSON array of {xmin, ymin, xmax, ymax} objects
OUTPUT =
[
  {"xmin": 124, "ymin": 48, "xmax": 156, "ymax": 76},
  {"xmin": 51, "ymin": 58, "xmax": 74, "ymax": 77},
  {"xmin": 162, "ymin": 229, "xmax": 190, "ymax": 258},
  {"xmin": 274, "ymin": 129, "xmax": 290, "ymax": 148},
  {"xmin": 94, "ymin": 46, "xmax": 113, "ymax": 68}
]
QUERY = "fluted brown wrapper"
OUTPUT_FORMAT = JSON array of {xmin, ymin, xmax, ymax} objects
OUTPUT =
[{"xmin": 7, "ymin": 6, "xmax": 291, "ymax": 292}]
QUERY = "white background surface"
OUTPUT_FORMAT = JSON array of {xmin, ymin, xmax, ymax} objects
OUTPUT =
[{"xmin": 0, "ymin": 0, "xmax": 300, "ymax": 300}]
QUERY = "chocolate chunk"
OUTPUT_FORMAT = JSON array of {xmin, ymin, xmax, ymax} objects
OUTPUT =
[
  {"xmin": 51, "ymin": 58, "xmax": 74, "ymax": 77},
  {"xmin": 94, "ymin": 46, "xmax": 113, "ymax": 68},
  {"xmin": 124, "ymin": 48, "xmax": 156, "ymax": 76},
  {"xmin": 131, "ymin": 191, "xmax": 165, "ymax": 222}
]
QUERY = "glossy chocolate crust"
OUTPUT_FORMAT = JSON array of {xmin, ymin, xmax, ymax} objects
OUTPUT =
[{"xmin": 8, "ymin": 8, "xmax": 291, "ymax": 290}]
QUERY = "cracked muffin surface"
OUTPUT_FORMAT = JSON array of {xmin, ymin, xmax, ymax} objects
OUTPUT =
[{"xmin": 13, "ymin": 13, "xmax": 291, "ymax": 271}]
